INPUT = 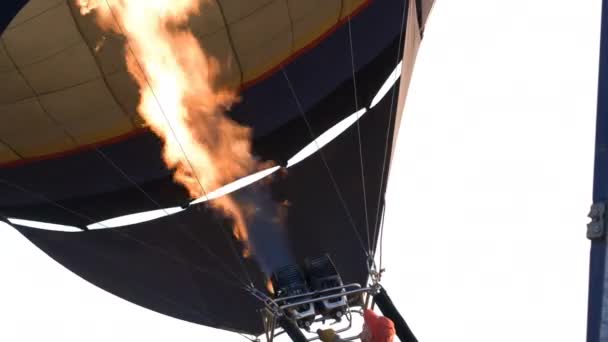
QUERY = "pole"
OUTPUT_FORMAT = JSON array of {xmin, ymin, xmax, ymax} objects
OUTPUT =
[
  {"xmin": 374, "ymin": 287, "xmax": 418, "ymax": 342},
  {"xmin": 587, "ymin": 1, "xmax": 608, "ymax": 341},
  {"xmin": 277, "ymin": 316, "xmax": 307, "ymax": 342}
]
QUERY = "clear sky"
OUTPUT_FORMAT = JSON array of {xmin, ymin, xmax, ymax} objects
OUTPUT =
[{"xmin": 0, "ymin": 0, "xmax": 603, "ymax": 341}]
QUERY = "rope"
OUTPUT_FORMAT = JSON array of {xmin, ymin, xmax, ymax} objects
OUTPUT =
[
  {"xmin": 348, "ymin": 17, "xmax": 372, "ymax": 253},
  {"xmin": 281, "ymin": 68, "xmax": 368, "ymax": 256},
  {"xmin": 97, "ymin": 146, "xmax": 252, "ymax": 288},
  {"xmin": 371, "ymin": 0, "xmax": 409, "ymax": 257},
  {"xmin": 237, "ymin": 332, "xmax": 258, "ymax": 342},
  {"xmin": 378, "ymin": 201, "xmax": 386, "ymax": 272}
]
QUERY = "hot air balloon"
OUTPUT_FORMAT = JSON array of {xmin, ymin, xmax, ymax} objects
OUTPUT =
[{"xmin": 0, "ymin": 0, "xmax": 434, "ymax": 340}]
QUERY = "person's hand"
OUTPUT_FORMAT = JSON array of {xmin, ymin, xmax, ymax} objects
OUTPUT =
[{"xmin": 317, "ymin": 328, "xmax": 339, "ymax": 342}]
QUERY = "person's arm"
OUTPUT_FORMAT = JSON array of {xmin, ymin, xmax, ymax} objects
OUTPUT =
[{"xmin": 317, "ymin": 329, "xmax": 350, "ymax": 342}]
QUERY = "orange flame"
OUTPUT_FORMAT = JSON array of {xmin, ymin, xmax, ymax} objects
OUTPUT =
[
  {"xmin": 266, "ymin": 278, "xmax": 275, "ymax": 295},
  {"xmin": 78, "ymin": 0, "xmax": 255, "ymax": 249}
]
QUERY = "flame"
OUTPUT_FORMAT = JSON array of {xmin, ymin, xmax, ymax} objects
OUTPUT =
[
  {"xmin": 94, "ymin": 35, "xmax": 106, "ymax": 52},
  {"xmin": 273, "ymin": 200, "xmax": 290, "ymax": 226},
  {"xmin": 266, "ymin": 278, "xmax": 275, "ymax": 295},
  {"xmin": 78, "ymin": 0, "xmax": 255, "ymax": 249}
]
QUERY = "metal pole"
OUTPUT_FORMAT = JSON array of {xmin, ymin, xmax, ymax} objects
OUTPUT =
[
  {"xmin": 279, "ymin": 287, "xmax": 370, "ymax": 311},
  {"xmin": 277, "ymin": 316, "xmax": 307, "ymax": 342},
  {"xmin": 587, "ymin": 1, "xmax": 608, "ymax": 341},
  {"xmin": 374, "ymin": 287, "xmax": 417, "ymax": 342}
]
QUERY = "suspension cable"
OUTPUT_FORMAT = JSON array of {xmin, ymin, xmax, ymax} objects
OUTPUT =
[
  {"xmin": 347, "ymin": 17, "xmax": 372, "ymax": 253},
  {"xmin": 371, "ymin": 0, "xmax": 408, "ymax": 258},
  {"xmin": 236, "ymin": 332, "xmax": 258, "ymax": 342},
  {"xmin": 95, "ymin": 148, "xmax": 251, "ymax": 288},
  {"xmin": 378, "ymin": 200, "xmax": 387, "ymax": 272},
  {"xmin": 281, "ymin": 68, "xmax": 368, "ymax": 256}
]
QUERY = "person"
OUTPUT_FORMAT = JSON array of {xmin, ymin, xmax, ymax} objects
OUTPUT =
[{"xmin": 317, "ymin": 309, "xmax": 396, "ymax": 342}]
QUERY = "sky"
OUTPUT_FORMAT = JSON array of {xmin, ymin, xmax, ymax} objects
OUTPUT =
[{"xmin": 0, "ymin": 0, "xmax": 603, "ymax": 341}]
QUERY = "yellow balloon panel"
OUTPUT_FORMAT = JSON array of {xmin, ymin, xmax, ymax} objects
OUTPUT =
[{"xmin": 0, "ymin": 0, "xmax": 368, "ymax": 165}]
